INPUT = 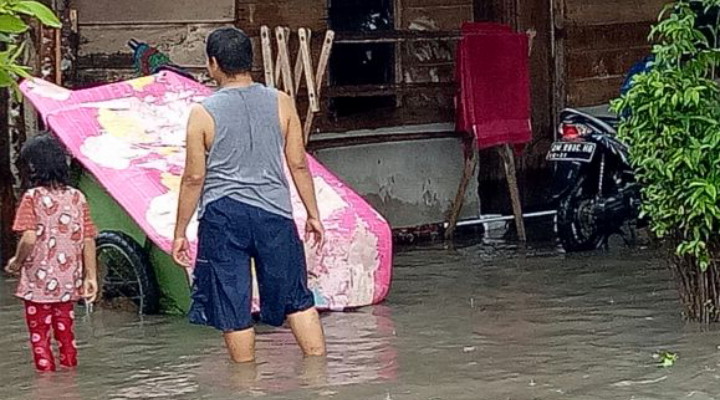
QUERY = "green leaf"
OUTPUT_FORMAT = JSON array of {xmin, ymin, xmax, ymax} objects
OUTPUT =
[
  {"xmin": 706, "ymin": 184, "xmax": 718, "ymax": 200},
  {"xmin": 10, "ymin": 82, "xmax": 23, "ymax": 102},
  {"xmin": 9, "ymin": 41, "xmax": 24, "ymax": 63},
  {"xmin": 0, "ymin": 71, "xmax": 14, "ymax": 87},
  {"xmin": 12, "ymin": 1, "xmax": 61, "ymax": 28},
  {"xmin": 0, "ymin": 44, "xmax": 18, "ymax": 62},
  {"xmin": 656, "ymin": 351, "xmax": 678, "ymax": 368},
  {"xmin": 0, "ymin": 15, "xmax": 28, "ymax": 34}
]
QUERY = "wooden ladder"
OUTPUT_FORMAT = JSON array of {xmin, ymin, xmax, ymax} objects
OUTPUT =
[{"xmin": 261, "ymin": 26, "xmax": 335, "ymax": 145}]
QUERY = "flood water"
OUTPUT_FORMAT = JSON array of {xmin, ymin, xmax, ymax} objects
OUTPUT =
[{"xmin": 2, "ymin": 237, "xmax": 720, "ymax": 400}]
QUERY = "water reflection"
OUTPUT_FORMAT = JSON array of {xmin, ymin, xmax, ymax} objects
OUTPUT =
[
  {"xmin": 5, "ymin": 242, "xmax": 720, "ymax": 399},
  {"xmin": 193, "ymin": 305, "xmax": 398, "ymax": 395},
  {"xmin": 29, "ymin": 372, "xmax": 82, "ymax": 400}
]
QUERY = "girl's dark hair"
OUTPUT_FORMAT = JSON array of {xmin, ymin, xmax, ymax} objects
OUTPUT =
[{"xmin": 20, "ymin": 133, "xmax": 70, "ymax": 189}]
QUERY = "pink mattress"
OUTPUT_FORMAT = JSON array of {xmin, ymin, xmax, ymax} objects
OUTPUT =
[{"xmin": 20, "ymin": 72, "xmax": 392, "ymax": 310}]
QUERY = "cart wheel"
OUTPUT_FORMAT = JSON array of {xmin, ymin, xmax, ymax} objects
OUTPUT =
[{"xmin": 96, "ymin": 231, "xmax": 160, "ymax": 315}]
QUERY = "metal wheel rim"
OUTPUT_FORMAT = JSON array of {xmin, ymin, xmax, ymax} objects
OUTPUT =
[
  {"xmin": 97, "ymin": 243, "xmax": 145, "ymax": 310},
  {"xmin": 574, "ymin": 198, "xmax": 597, "ymax": 240}
]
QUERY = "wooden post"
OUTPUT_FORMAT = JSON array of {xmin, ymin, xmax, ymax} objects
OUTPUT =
[
  {"xmin": 293, "ymin": 32, "xmax": 305, "ymax": 93},
  {"xmin": 445, "ymin": 142, "xmax": 527, "ymax": 243},
  {"xmin": 299, "ymin": 28, "xmax": 319, "ymax": 112},
  {"xmin": 261, "ymin": 26, "xmax": 275, "ymax": 88},
  {"xmin": 498, "ymin": 144, "xmax": 527, "ymax": 243},
  {"xmin": 0, "ymin": 89, "xmax": 15, "ymax": 265},
  {"xmin": 57, "ymin": 0, "xmax": 78, "ymax": 87},
  {"xmin": 260, "ymin": 26, "xmax": 333, "ymax": 144},
  {"xmin": 38, "ymin": 24, "xmax": 60, "ymax": 83},
  {"xmin": 303, "ymin": 30, "xmax": 334, "ymax": 144},
  {"xmin": 274, "ymin": 28, "xmax": 289, "ymax": 85},
  {"xmin": 444, "ymin": 137, "xmax": 477, "ymax": 240},
  {"xmin": 275, "ymin": 27, "xmax": 294, "ymax": 98},
  {"xmin": 551, "ymin": 0, "xmax": 567, "ymax": 135}
]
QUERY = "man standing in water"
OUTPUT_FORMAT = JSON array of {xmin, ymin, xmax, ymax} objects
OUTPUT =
[{"xmin": 172, "ymin": 27, "xmax": 326, "ymax": 362}]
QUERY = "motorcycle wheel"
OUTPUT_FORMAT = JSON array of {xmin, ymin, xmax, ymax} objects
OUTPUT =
[{"xmin": 556, "ymin": 184, "xmax": 604, "ymax": 252}]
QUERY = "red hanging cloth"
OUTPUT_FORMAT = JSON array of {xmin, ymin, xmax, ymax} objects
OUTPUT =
[{"xmin": 455, "ymin": 23, "xmax": 532, "ymax": 151}]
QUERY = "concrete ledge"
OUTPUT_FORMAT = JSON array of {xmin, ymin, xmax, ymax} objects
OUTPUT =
[{"xmin": 309, "ymin": 123, "xmax": 460, "ymax": 150}]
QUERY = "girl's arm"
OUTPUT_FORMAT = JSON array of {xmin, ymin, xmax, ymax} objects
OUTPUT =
[
  {"xmin": 14, "ymin": 231, "xmax": 37, "ymax": 262},
  {"xmin": 6, "ymin": 191, "xmax": 37, "ymax": 274},
  {"xmin": 82, "ymin": 238, "xmax": 98, "ymax": 302},
  {"xmin": 4, "ymin": 230, "xmax": 37, "ymax": 274},
  {"xmin": 81, "ymin": 198, "xmax": 99, "ymax": 303}
]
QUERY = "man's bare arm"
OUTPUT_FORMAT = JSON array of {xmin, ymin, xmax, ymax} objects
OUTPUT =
[
  {"xmin": 174, "ymin": 104, "xmax": 209, "ymax": 240},
  {"xmin": 280, "ymin": 93, "xmax": 320, "ymax": 221}
]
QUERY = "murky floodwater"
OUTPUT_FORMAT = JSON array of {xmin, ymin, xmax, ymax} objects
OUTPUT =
[{"xmin": 2, "ymin": 237, "xmax": 720, "ymax": 400}]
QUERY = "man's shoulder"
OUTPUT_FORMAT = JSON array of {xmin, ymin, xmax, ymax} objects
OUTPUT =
[
  {"xmin": 189, "ymin": 101, "xmax": 213, "ymax": 117},
  {"xmin": 275, "ymin": 88, "xmax": 290, "ymax": 101},
  {"xmin": 200, "ymin": 91, "xmax": 222, "ymax": 106},
  {"xmin": 275, "ymin": 90, "xmax": 294, "ymax": 112}
]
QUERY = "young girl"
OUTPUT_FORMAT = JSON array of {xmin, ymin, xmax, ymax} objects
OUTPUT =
[{"xmin": 3, "ymin": 134, "xmax": 98, "ymax": 372}]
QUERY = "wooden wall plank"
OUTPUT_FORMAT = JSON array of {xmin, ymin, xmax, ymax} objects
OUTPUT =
[
  {"xmin": 78, "ymin": 24, "xmax": 327, "ymax": 84},
  {"xmin": 565, "ymin": 22, "xmax": 653, "ymax": 51},
  {"xmin": 404, "ymin": 0, "xmax": 471, "ymax": 6},
  {"xmin": 236, "ymin": 0, "xmax": 327, "ymax": 33},
  {"xmin": 565, "ymin": 0, "xmax": 667, "ymax": 26},
  {"xmin": 78, "ymin": 24, "xmax": 233, "ymax": 67},
  {"xmin": 401, "ymin": 38, "xmax": 456, "ymax": 84},
  {"xmin": 402, "ymin": 4, "xmax": 473, "ymax": 30},
  {"xmin": 567, "ymin": 46, "xmax": 650, "ymax": 80},
  {"xmin": 403, "ymin": 64, "xmax": 455, "ymax": 83},
  {"xmin": 72, "ymin": 0, "xmax": 235, "ymax": 24},
  {"xmin": 562, "ymin": 5, "xmax": 659, "ymax": 107},
  {"xmin": 567, "ymin": 75, "xmax": 625, "ymax": 106}
]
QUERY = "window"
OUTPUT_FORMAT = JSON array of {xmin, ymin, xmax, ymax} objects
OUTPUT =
[
  {"xmin": 328, "ymin": 0, "xmax": 393, "ymax": 32},
  {"xmin": 327, "ymin": 0, "xmax": 397, "ymax": 117}
]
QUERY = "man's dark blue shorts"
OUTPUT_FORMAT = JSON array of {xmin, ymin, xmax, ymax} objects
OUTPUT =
[{"xmin": 188, "ymin": 197, "xmax": 315, "ymax": 331}]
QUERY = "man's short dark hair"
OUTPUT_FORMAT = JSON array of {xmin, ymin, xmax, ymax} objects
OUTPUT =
[{"xmin": 206, "ymin": 27, "xmax": 253, "ymax": 75}]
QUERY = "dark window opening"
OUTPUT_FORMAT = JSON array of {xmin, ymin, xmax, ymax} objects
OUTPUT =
[
  {"xmin": 330, "ymin": 43, "xmax": 394, "ymax": 86},
  {"xmin": 328, "ymin": 0, "xmax": 396, "ymax": 118},
  {"xmin": 328, "ymin": 0, "xmax": 393, "ymax": 32},
  {"xmin": 331, "ymin": 96, "xmax": 397, "ymax": 117}
]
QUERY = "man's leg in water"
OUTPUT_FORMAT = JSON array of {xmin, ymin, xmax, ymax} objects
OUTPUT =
[
  {"xmin": 188, "ymin": 199, "xmax": 256, "ymax": 363},
  {"xmin": 251, "ymin": 206, "xmax": 326, "ymax": 357},
  {"xmin": 288, "ymin": 308, "xmax": 326, "ymax": 356},
  {"xmin": 223, "ymin": 327, "xmax": 256, "ymax": 363}
]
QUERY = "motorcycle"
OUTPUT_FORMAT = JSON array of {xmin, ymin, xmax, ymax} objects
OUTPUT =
[
  {"xmin": 547, "ymin": 108, "xmax": 642, "ymax": 252},
  {"xmin": 547, "ymin": 2, "xmax": 720, "ymax": 252}
]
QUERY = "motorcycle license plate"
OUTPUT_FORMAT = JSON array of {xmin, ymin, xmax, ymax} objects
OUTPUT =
[{"xmin": 546, "ymin": 141, "xmax": 597, "ymax": 163}]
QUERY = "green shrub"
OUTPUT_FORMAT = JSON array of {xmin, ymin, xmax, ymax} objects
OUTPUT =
[{"xmin": 612, "ymin": 0, "xmax": 720, "ymax": 321}]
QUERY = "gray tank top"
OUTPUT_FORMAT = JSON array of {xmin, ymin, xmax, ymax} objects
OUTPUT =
[{"xmin": 198, "ymin": 84, "xmax": 293, "ymax": 219}]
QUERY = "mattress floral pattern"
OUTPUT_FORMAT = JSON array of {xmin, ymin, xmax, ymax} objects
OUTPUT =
[{"xmin": 20, "ymin": 72, "xmax": 392, "ymax": 311}]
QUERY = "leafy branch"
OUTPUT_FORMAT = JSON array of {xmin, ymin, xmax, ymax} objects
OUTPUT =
[{"xmin": 0, "ymin": 0, "xmax": 61, "ymax": 96}]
